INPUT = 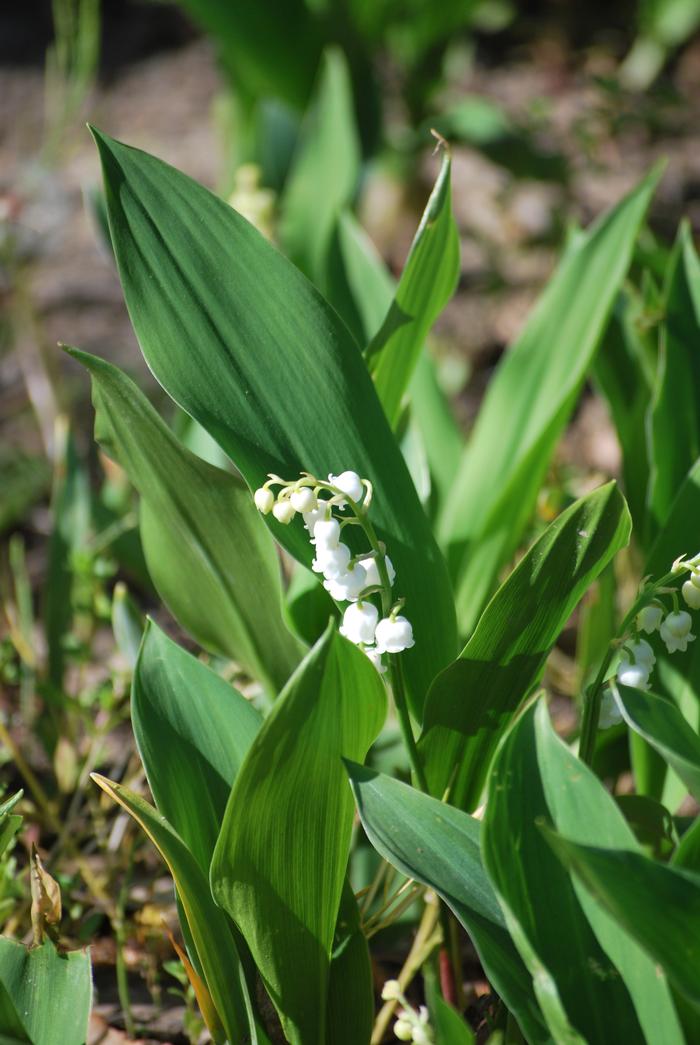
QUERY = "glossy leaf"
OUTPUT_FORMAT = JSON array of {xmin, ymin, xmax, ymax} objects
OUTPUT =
[
  {"xmin": 326, "ymin": 881, "xmax": 373, "ymax": 1045},
  {"xmin": 92, "ymin": 128, "xmax": 457, "ymax": 713},
  {"xmin": 346, "ymin": 762, "xmax": 550, "ymax": 1044},
  {"xmin": 368, "ymin": 152, "xmax": 460, "ymax": 427},
  {"xmin": 438, "ymin": 168, "xmax": 661, "ymax": 634},
  {"xmin": 211, "ymin": 623, "xmax": 386, "ymax": 1045},
  {"xmin": 68, "ymin": 346, "xmax": 304, "ymax": 695},
  {"xmin": 280, "ymin": 48, "xmax": 360, "ymax": 288},
  {"xmin": 531, "ymin": 701, "xmax": 682, "ymax": 1042},
  {"xmin": 545, "ymin": 828, "xmax": 700, "ymax": 1010},
  {"xmin": 420, "ymin": 482, "xmax": 631, "ymax": 810},
  {"xmin": 132, "ymin": 620, "xmax": 261, "ymax": 873},
  {"xmin": 617, "ymin": 684, "xmax": 700, "ymax": 803},
  {"xmin": 91, "ymin": 775, "xmax": 253, "ymax": 1043},
  {"xmin": 648, "ymin": 222, "xmax": 700, "ymax": 533},
  {"xmin": 483, "ymin": 703, "xmax": 655, "ymax": 1044},
  {"xmin": 0, "ymin": 938, "xmax": 91, "ymax": 1045}
]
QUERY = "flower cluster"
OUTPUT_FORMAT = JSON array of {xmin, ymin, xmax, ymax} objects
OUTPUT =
[
  {"xmin": 380, "ymin": 981, "xmax": 434, "ymax": 1044},
  {"xmin": 599, "ymin": 553, "xmax": 700, "ymax": 728},
  {"xmin": 254, "ymin": 469, "xmax": 414, "ymax": 672}
]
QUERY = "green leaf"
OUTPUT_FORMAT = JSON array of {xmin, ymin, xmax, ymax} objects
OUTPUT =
[
  {"xmin": 420, "ymin": 482, "xmax": 631, "ymax": 810},
  {"xmin": 438, "ymin": 168, "xmax": 661, "ymax": 635},
  {"xmin": 616, "ymin": 684, "xmax": 700, "ymax": 803},
  {"xmin": 648, "ymin": 221, "xmax": 700, "ymax": 533},
  {"xmin": 482, "ymin": 703, "xmax": 657, "ymax": 1044},
  {"xmin": 132, "ymin": 620, "xmax": 261, "ymax": 873},
  {"xmin": 0, "ymin": 938, "xmax": 91, "ymax": 1045},
  {"xmin": 368, "ymin": 152, "xmax": 460, "ymax": 428},
  {"xmin": 345, "ymin": 762, "xmax": 550, "ymax": 1044},
  {"xmin": 91, "ymin": 128, "xmax": 457, "ymax": 714},
  {"xmin": 0, "ymin": 792, "xmax": 22, "ymax": 863},
  {"xmin": 92, "ymin": 775, "xmax": 254, "ymax": 1043},
  {"xmin": 111, "ymin": 581, "xmax": 143, "ymax": 669},
  {"xmin": 326, "ymin": 881, "xmax": 373, "ymax": 1045},
  {"xmin": 544, "ymin": 827, "xmax": 700, "ymax": 1011},
  {"xmin": 532, "ymin": 701, "xmax": 682, "ymax": 1043},
  {"xmin": 280, "ymin": 49, "xmax": 360, "ymax": 288},
  {"xmin": 430, "ymin": 993, "xmax": 475, "ymax": 1045},
  {"xmin": 68, "ymin": 346, "xmax": 304, "ymax": 695},
  {"xmin": 325, "ymin": 210, "xmax": 396, "ymax": 347},
  {"xmin": 592, "ymin": 288, "xmax": 654, "ymax": 535},
  {"xmin": 211, "ymin": 623, "xmax": 386, "ymax": 1045}
]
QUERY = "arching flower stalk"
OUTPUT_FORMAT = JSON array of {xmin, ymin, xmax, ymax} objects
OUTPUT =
[
  {"xmin": 580, "ymin": 551, "xmax": 700, "ymax": 758},
  {"xmin": 254, "ymin": 469, "xmax": 426, "ymax": 789}
]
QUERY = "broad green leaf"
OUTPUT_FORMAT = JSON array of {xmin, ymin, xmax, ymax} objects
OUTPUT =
[
  {"xmin": 0, "ymin": 975, "xmax": 31, "ymax": 1043},
  {"xmin": 326, "ymin": 881, "xmax": 373, "ymax": 1045},
  {"xmin": 482, "ymin": 703, "xmax": 649, "ymax": 1044},
  {"xmin": 617, "ymin": 684, "xmax": 700, "ymax": 803},
  {"xmin": 0, "ymin": 938, "xmax": 91, "ymax": 1045},
  {"xmin": 429, "ymin": 991, "xmax": 475, "ymax": 1045},
  {"xmin": 211, "ymin": 623, "xmax": 386, "ymax": 1045},
  {"xmin": 325, "ymin": 210, "xmax": 396, "ymax": 347},
  {"xmin": 132, "ymin": 620, "xmax": 261, "ymax": 873},
  {"xmin": 174, "ymin": 0, "xmax": 321, "ymax": 109},
  {"xmin": 345, "ymin": 762, "xmax": 550, "ymax": 1044},
  {"xmin": 91, "ymin": 775, "xmax": 253, "ymax": 1043},
  {"xmin": 368, "ymin": 152, "xmax": 460, "ymax": 427},
  {"xmin": 280, "ymin": 49, "xmax": 360, "ymax": 288},
  {"xmin": 420, "ymin": 482, "xmax": 631, "ymax": 810},
  {"xmin": 532, "ymin": 701, "xmax": 683, "ymax": 1043},
  {"xmin": 326, "ymin": 211, "xmax": 462, "ymax": 512},
  {"xmin": 544, "ymin": 828, "xmax": 700, "ymax": 1010},
  {"xmin": 68, "ymin": 347, "xmax": 304, "ymax": 695},
  {"xmin": 438, "ymin": 168, "xmax": 661, "ymax": 635},
  {"xmin": 648, "ymin": 222, "xmax": 700, "ymax": 533},
  {"xmin": 592, "ymin": 288, "xmax": 654, "ymax": 534},
  {"xmin": 92, "ymin": 128, "xmax": 457, "ymax": 713},
  {"xmin": 674, "ymin": 814, "xmax": 700, "ymax": 870}
]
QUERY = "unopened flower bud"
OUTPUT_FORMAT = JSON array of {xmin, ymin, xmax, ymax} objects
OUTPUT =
[
  {"xmin": 254, "ymin": 487, "xmax": 274, "ymax": 514},
  {"xmin": 290, "ymin": 487, "xmax": 316, "ymax": 513},
  {"xmin": 394, "ymin": 1020, "xmax": 413, "ymax": 1042},
  {"xmin": 636, "ymin": 605, "xmax": 663, "ymax": 634},
  {"xmin": 376, "ymin": 615, "xmax": 415, "ymax": 654},
  {"xmin": 381, "ymin": 979, "xmax": 401, "ymax": 1002},
  {"xmin": 272, "ymin": 500, "xmax": 295, "ymax": 524},
  {"xmin": 683, "ymin": 580, "xmax": 700, "ymax": 610},
  {"xmin": 412, "ymin": 1027, "xmax": 432, "ymax": 1045},
  {"xmin": 616, "ymin": 663, "xmax": 650, "ymax": 690},
  {"xmin": 340, "ymin": 602, "xmax": 378, "ymax": 645},
  {"xmin": 329, "ymin": 470, "xmax": 363, "ymax": 503}
]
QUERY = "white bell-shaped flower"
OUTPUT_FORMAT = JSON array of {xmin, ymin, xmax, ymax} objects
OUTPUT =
[
  {"xmin": 340, "ymin": 601, "xmax": 378, "ymax": 645},
  {"xmin": 598, "ymin": 688, "xmax": 623, "ymax": 729},
  {"xmin": 254, "ymin": 487, "xmax": 274, "ymax": 514},
  {"xmin": 312, "ymin": 543, "xmax": 351, "ymax": 578},
  {"xmin": 290, "ymin": 487, "xmax": 316, "ymax": 513},
  {"xmin": 683, "ymin": 580, "xmax": 700, "ymax": 610},
  {"xmin": 303, "ymin": 503, "xmax": 327, "ymax": 534},
  {"xmin": 616, "ymin": 662, "xmax": 650, "ymax": 690},
  {"xmin": 313, "ymin": 518, "xmax": 341, "ymax": 549},
  {"xmin": 328, "ymin": 470, "xmax": 363, "ymax": 503},
  {"xmin": 660, "ymin": 610, "xmax": 696, "ymax": 653},
  {"xmin": 636, "ymin": 605, "xmax": 663, "ymax": 634},
  {"xmin": 620, "ymin": 639, "xmax": 655, "ymax": 670},
  {"xmin": 272, "ymin": 499, "xmax": 295, "ymax": 524},
  {"xmin": 375, "ymin": 615, "xmax": 415, "ymax": 654},
  {"xmin": 357, "ymin": 554, "xmax": 396, "ymax": 589},
  {"xmin": 326, "ymin": 562, "xmax": 367, "ymax": 602},
  {"xmin": 363, "ymin": 646, "xmax": 387, "ymax": 674}
]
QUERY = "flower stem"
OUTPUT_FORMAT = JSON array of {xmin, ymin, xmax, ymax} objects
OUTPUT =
[{"xmin": 578, "ymin": 568, "xmax": 679, "ymax": 765}]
